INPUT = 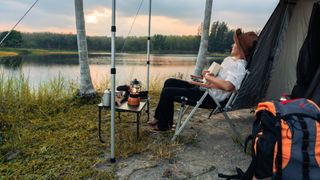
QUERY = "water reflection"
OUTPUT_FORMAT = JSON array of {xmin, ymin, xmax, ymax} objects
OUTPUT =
[
  {"xmin": 22, "ymin": 54, "xmax": 79, "ymax": 65},
  {"xmin": 0, "ymin": 56, "xmax": 23, "ymax": 69}
]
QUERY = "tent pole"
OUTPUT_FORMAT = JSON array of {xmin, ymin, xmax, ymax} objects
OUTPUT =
[
  {"xmin": 110, "ymin": 0, "xmax": 116, "ymax": 163},
  {"xmin": 146, "ymin": 0, "xmax": 151, "ymax": 92}
]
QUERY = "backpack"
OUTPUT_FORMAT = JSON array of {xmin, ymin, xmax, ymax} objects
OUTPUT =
[{"xmin": 219, "ymin": 98, "xmax": 320, "ymax": 180}]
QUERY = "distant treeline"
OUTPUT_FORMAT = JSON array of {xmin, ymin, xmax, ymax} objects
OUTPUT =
[{"xmin": 0, "ymin": 21, "xmax": 238, "ymax": 53}]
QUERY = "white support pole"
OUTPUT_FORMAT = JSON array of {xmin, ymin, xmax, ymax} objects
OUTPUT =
[
  {"xmin": 110, "ymin": 0, "xmax": 116, "ymax": 163},
  {"xmin": 146, "ymin": 0, "xmax": 152, "ymax": 92}
]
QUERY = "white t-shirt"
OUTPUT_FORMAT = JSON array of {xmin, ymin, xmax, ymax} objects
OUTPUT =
[{"xmin": 208, "ymin": 56, "xmax": 247, "ymax": 102}]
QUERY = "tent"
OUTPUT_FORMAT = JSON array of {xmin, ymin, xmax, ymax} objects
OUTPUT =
[{"xmin": 235, "ymin": 0, "xmax": 320, "ymax": 108}]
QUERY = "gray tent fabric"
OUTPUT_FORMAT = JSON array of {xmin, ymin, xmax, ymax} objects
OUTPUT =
[
  {"xmin": 266, "ymin": 0, "xmax": 315, "ymax": 100},
  {"xmin": 292, "ymin": 1, "xmax": 320, "ymax": 105},
  {"xmin": 234, "ymin": 0, "xmax": 319, "ymax": 108},
  {"xmin": 234, "ymin": 0, "xmax": 293, "ymax": 108}
]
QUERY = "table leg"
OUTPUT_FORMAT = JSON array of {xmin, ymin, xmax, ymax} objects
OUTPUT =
[
  {"xmin": 146, "ymin": 99, "xmax": 150, "ymax": 122},
  {"xmin": 118, "ymin": 111, "xmax": 121, "ymax": 122},
  {"xmin": 137, "ymin": 112, "xmax": 140, "ymax": 140},
  {"xmin": 98, "ymin": 106, "xmax": 105, "ymax": 143}
]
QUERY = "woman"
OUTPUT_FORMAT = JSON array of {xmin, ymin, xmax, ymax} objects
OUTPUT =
[{"xmin": 149, "ymin": 28, "xmax": 258, "ymax": 131}]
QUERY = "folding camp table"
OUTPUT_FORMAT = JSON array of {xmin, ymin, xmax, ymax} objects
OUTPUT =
[{"xmin": 98, "ymin": 99, "xmax": 148, "ymax": 143}]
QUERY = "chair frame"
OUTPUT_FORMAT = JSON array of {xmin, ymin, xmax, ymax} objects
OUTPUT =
[{"xmin": 171, "ymin": 70, "xmax": 250, "ymax": 142}]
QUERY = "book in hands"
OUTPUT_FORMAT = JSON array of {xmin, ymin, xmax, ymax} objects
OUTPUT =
[
  {"xmin": 190, "ymin": 62, "xmax": 222, "ymax": 84},
  {"xmin": 203, "ymin": 62, "xmax": 222, "ymax": 84},
  {"xmin": 207, "ymin": 62, "xmax": 222, "ymax": 76}
]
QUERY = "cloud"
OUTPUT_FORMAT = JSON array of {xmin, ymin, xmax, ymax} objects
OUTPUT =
[
  {"xmin": 85, "ymin": 8, "xmax": 110, "ymax": 24},
  {"xmin": 212, "ymin": 10, "xmax": 270, "ymax": 31},
  {"xmin": 0, "ymin": 0, "xmax": 279, "ymax": 36},
  {"xmin": 117, "ymin": 15, "xmax": 198, "ymax": 36},
  {"xmin": 81, "ymin": 8, "xmax": 197, "ymax": 36}
]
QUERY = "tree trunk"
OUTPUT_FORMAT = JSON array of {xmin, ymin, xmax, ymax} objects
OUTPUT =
[
  {"xmin": 74, "ymin": 0, "xmax": 95, "ymax": 97},
  {"xmin": 194, "ymin": 0, "xmax": 213, "ymax": 76}
]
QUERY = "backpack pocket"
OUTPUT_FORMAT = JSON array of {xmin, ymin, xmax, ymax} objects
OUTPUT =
[{"xmin": 254, "ymin": 111, "xmax": 278, "ymax": 179}]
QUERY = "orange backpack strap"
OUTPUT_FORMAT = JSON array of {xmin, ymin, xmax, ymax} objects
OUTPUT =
[
  {"xmin": 255, "ymin": 101, "xmax": 277, "ymax": 117},
  {"xmin": 307, "ymin": 99, "xmax": 320, "ymax": 111}
]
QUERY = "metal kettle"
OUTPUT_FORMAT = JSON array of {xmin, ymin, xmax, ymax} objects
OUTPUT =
[{"xmin": 102, "ymin": 89, "xmax": 111, "ymax": 106}]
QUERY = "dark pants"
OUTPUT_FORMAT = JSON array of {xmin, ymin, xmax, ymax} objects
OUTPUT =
[{"xmin": 154, "ymin": 78, "xmax": 216, "ymax": 130}]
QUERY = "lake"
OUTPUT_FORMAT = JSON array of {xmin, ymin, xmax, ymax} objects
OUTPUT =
[{"xmin": 0, "ymin": 53, "xmax": 223, "ymax": 88}]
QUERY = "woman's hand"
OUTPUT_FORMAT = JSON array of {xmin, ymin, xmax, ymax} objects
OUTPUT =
[
  {"xmin": 204, "ymin": 73, "xmax": 213, "ymax": 81},
  {"xmin": 202, "ymin": 70, "xmax": 210, "ymax": 76}
]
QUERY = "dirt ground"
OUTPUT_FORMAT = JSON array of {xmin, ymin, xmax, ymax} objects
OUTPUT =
[{"xmin": 96, "ymin": 108, "xmax": 255, "ymax": 179}]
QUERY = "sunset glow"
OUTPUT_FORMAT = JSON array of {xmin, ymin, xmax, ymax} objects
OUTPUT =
[{"xmin": 0, "ymin": 0, "xmax": 278, "ymax": 36}]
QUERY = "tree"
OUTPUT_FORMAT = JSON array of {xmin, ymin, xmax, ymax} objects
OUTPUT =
[
  {"xmin": 208, "ymin": 21, "xmax": 219, "ymax": 52},
  {"xmin": 215, "ymin": 22, "xmax": 228, "ymax": 52},
  {"xmin": 74, "ymin": 0, "xmax": 95, "ymax": 97},
  {"xmin": 194, "ymin": 0, "xmax": 213, "ymax": 76},
  {"xmin": 197, "ymin": 23, "xmax": 203, "ymax": 36},
  {"xmin": 0, "ymin": 30, "xmax": 23, "ymax": 48},
  {"xmin": 208, "ymin": 21, "xmax": 234, "ymax": 53},
  {"xmin": 152, "ymin": 34, "xmax": 166, "ymax": 51},
  {"xmin": 224, "ymin": 31, "xmax": 234, "ymax": 52},
  {"xmin": 18, "ymin": 32, "xmax": 204, "ymax": 53}
]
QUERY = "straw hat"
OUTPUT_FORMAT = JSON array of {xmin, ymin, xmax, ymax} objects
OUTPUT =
[{"xmin": 234, "ymin": 28, "xmax": 258, "ymax": 59}]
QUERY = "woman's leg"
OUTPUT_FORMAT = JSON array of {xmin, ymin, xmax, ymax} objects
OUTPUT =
[
  {"xmin": 163, "ymin": 78, "xmax": 195, "ymax": 89},
  {"xmin": 152, "ymin": 78, "xmax": 195, "ymax": 125},
  {"xmin": 154, "ymin": 86, "xmax": 211, "ymax": 130}
]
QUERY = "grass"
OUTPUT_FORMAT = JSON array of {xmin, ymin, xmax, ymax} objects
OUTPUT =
[
  {"xmin": 0, "ymin": 74, "xmax": 185, "ymax": 178},
  {"xmin": 0, "ymin": 52, "xmax": 18, "ymax": 57}
]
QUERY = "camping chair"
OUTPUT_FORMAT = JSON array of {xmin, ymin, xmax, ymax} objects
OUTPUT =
[{"xmin": 171, "ymin": 70, "xmax": 250, "ymax": 142}]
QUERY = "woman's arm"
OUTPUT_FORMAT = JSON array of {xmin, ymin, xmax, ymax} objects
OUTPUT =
[
  {"xmin": 188, "ymin": 79, "xmax": 220, "ymax": 89},
  {"xmin": 204, "ymin": 74, "xmax": 235, "ymax": 91}
]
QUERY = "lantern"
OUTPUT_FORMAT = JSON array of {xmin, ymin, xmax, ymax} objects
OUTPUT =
[{"xmin": 127, "ymin": 78, "xmax": 141, "ymax": 106}]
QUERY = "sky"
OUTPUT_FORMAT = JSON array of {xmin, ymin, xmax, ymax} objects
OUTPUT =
[{"xmin": 0, "ymin": 0, "xmax": 279, "ymax": 37}]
